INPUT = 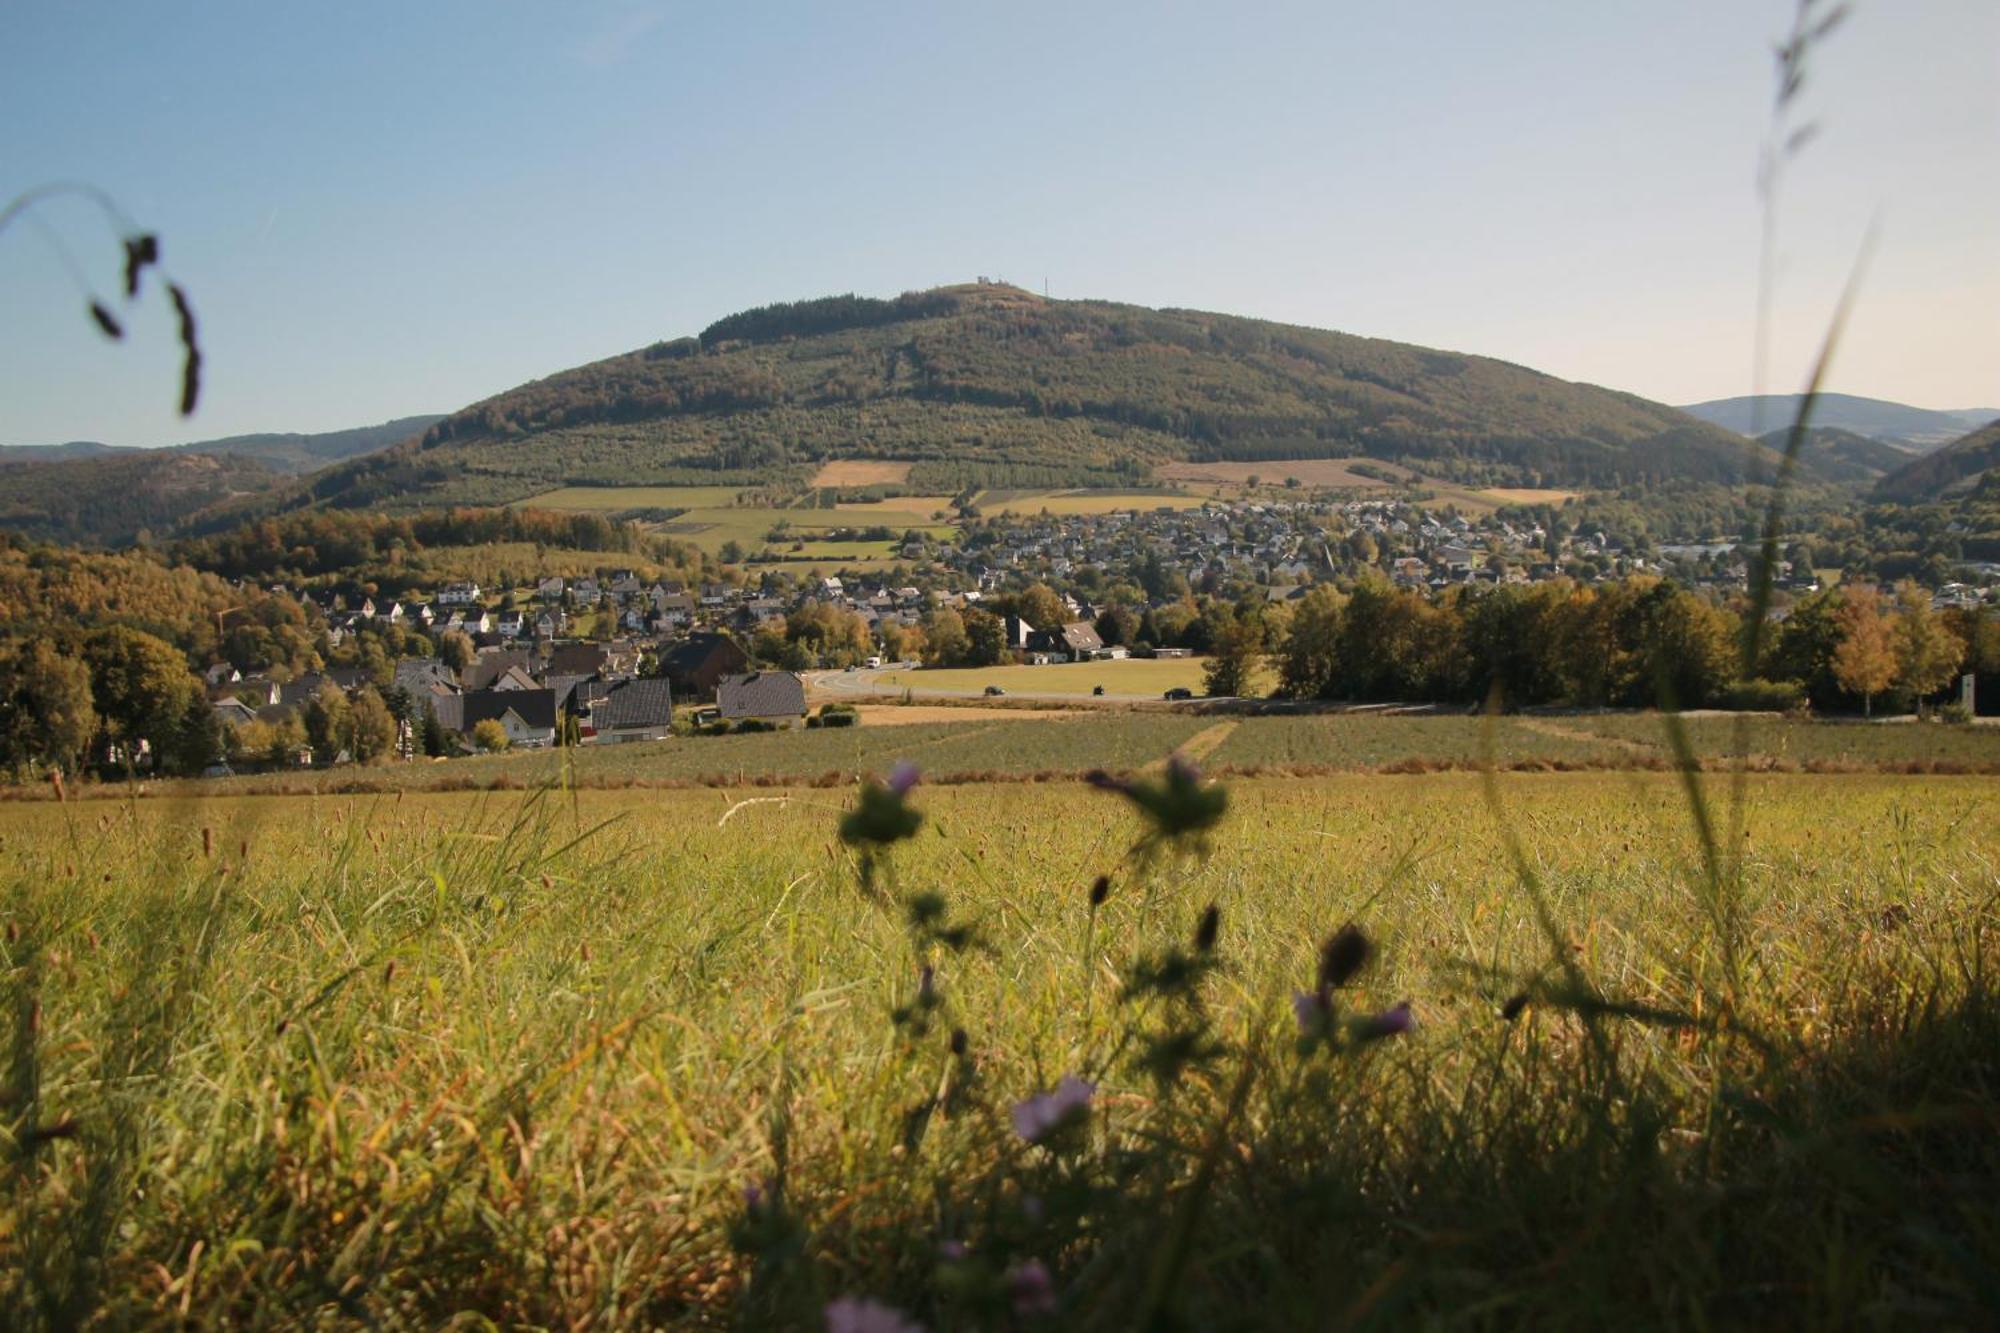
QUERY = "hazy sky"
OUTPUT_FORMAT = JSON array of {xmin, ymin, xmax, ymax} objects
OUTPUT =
[{"xmin": 1, "ymin": 2, "xmax": 1994, "ymax": 447}]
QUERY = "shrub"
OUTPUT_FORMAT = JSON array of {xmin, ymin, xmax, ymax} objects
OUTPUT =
[
  {"xmin": 1940, "ymin": 701, "xmax": 1973, "ymax": 725},
  {"xmin": 471, "ymin": 718, "xmax": 511, "ymax": 752},
  {"xmin": 821, "ymin": 711, "xmax": 858, "ymax": 728},
  {"xmin": 737, "ymin": 718, "xmax": 774, "ymax": 734},
  {"xmin": 1719, "ymin": 678, "xmax": 1805, "ymax": 713}
]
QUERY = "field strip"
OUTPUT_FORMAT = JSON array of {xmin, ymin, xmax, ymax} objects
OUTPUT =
[
  {"xmin": 1517, "ymin": 718, "xmax": 1657, "ymax": 754},
  {"xmin": 1166, "ymin": 720, "xmax": 1239, "ymax": 766}
]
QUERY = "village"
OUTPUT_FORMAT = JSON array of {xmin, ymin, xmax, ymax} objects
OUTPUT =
[{"xmin": 197, "ymin": 495, "xmax": 1998, "ymax": 768}]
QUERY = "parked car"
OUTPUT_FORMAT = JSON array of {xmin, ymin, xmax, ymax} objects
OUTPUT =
[
  {"xmin": 1163, "ymin": 687, "xmax": 1194, "ymax": 700},
  {"xmin": 984, "ymin": 685, "xmax": 1007, "ymax": 697}
]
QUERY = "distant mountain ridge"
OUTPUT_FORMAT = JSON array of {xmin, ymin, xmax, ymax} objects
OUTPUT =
[
  {"xmin": 2, "ymin": 414, "xmax": 443, "ymax": 475},
  {"xmin": 1875, "ymin": 417, "xmax": 2000, "ymax": 501},
  {"xmin": 0, "ymin": 414, "xmax": 441, "ymax": 546},
  {"xmin": 290, "ymin": 283, "xmax": 1779, "ymax": 513},
  {"xmin": 1758, "ymin": 425, "xmax": 1915, "ymax": 485},
  {"xmin": 1680, "ymin": 394, "xmax": 1996, "ymax": 450}
]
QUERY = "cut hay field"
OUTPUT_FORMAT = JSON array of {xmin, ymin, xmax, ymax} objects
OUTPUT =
[
  {"xmin": 4, "ymin": 769, "xmax": 1995, "ymax": 1326},
  {"xmin": 864, "ymin": 657, "xmax": 1252, "ymax": 698},
  {"xmin": 1156, "ymin": 458, "xmax": 1414, "ymax": 488},
  {"xmin": 974, "ymin": 489, "xmax": 1207, "ymax": 516},
  {"xmin": 525, "ymin": 485, "xmax": 758, "ymax": 511},
  {"xmin": 809, "ymin": 460, "xmax": 913, "ymax": 487}
]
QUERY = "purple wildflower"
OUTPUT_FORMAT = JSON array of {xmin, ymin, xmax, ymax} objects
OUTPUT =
[
  {"xmin": 1352, "ymin": 1001, "xmax": 1416, "ymax": 1042},
  {"xmin": 1010, "ymin": 1074, "xmax": 1095, "ymax": 1143},
  {"xmin": 1007, "ymin": 1259, "xmax": 1059, "ymax": 1317},
  {"xmin": 742, "ymin": 1180, "xmax": 765, "ymax": 1211},
  {"xmin": 937, "ymin": 1238, "xmax": 969, "ymax": 1262},
  {"xmin": 1166, "ymin": 752, "xmax": 1201, "ymax": 786},
  {"xmin": 887, "ymin": 760, "xmax": 921, "ymax": 797},
  {"xmin": 824, "ymin": 1295, "xmax": 926, "ymax": 1333},
  {"xmin": 1292, "ymin": 989, "xmax": 1327, "ymax": 1035}
]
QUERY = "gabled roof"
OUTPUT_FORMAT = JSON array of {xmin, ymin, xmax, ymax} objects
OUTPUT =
[
  {"xmin": 592, "ymin": 678, "xmax": 674, "ymax": 729},
  {"xmin": 717, "ymin": 671, "xmax": 806, "ymax": 719},
  {"xmin": 462, "ymin": 649, "xmax": 533, "ymax": 691},
  {"xmin": 459, "ymin": 688, "xmax": 557, "ymax": 732},
  {"xmin": 659, "ymin": 632, "xmax": 744, "ymax": 675}
]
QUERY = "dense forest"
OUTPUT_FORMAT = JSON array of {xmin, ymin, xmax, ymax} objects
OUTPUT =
[
  {"xmin": 169, "ymin": 507, "xmax": 716, "ymax": 588},
  {"xmin": 0, "ymin": 450, "xmax": 285, "ymax": 546},
  {"xmin": 279, "ymin": 283, "xmax": 1784, "ymax": 517}
]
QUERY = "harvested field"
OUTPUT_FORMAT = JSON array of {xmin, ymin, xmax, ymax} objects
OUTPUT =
[
  {"xmin": 810, "ymin": 459, "xmax": 913, "ymax": 486},
  {"xmin": 1157, "ymin": 458, "xmax": 1414, "ymax": 487}
]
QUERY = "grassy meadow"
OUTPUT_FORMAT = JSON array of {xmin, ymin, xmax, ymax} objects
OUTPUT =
[{"xmin": 2, "ymin": 767, "xmax": 1995, "ymax": 1327}]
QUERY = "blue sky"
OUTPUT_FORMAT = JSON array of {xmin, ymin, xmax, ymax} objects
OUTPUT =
[{"xmin": 1, "ymin": 1, "xmax": 1993, "ymax": 447}]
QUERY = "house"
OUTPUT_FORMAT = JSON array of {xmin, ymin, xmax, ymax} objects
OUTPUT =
[
  {"xmin": 536, "ymin": 576, "xmax": 566, "ymax": 602},
  {"xmin": 436, "ymin": 581, "xmax": 483, "ymax": 606},
  {"xmin": 211, "ymin": 697, "xmax": 258, "ymax": 727},
  {"xmin": 393, "ymin": 657, "xmax": 458, "ymax": 697},
  {"xmin": 717, "ymin": 671, "xmax": 807, "ymax": 728},
  {"xmin": 548, "ymin": 642, "xmax": 610, "ymax": 678},
  {"xmin": 491, "ymin": 665, "xmax": 541, "ymax": 691},
  {"xmin": 588, "ymin": 678, "xmax": 674, "ymax": 743},
  {"xmin": 454, "ymin": 688, "xmax": 558, "ymax": 747},
  {"xmin": 659, "ymin": 632, "xmax": 750, "ymax": 701},
  {"xmin": 1026, "ymin": 621, "xmax": 1105, "ymax": 662},
  {"xmin": 462, "ymin": 649, "xmax": 533, "ymax": 691}
]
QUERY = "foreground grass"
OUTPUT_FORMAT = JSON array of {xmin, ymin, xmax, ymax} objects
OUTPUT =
[{"xmin": 2, "ymin": 771, "xmax": 1995, "ymax": 1327}]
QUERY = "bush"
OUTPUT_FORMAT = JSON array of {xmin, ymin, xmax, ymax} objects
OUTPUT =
[
  {"xmin": 737, "ymin": 718, "xmax": 774, "ymax": 734},
  {"xmin": 471, "ymin": 719, "xmax": 511, "ymax": 752},
  {"xmin": 698, "ymin": 720, "xmax": 733, "ymax": 737},
  {"xmin": 1940, "ymin": 701, "xmax": 1973, "ymax": 725},
  {"xmin": 1718, "ymin": 678, "xmax": 1805, "ymax": 713},
  {"xmin": 821, "ymin": 711, "xmax": 858, "ymax": 728}
]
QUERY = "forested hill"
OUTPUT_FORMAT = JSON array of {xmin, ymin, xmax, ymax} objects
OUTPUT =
[
  {"xmin": 0, "ymin": 450, "xmax": 285, "ymax": 547},
  {"xmin": 293, "ymin": 283, "xmax": 1774, "ymax": 510},
  {"xmin": 0, "ymin": 415, "xmax": 442, "ymax": 547},
  {"xmin": 3, "ymin": 414, "xmax": 443, "ymax": 474},
  {"xmin": 1876, "ymin": 418, "xmax": 2000, "ymax": 501}
]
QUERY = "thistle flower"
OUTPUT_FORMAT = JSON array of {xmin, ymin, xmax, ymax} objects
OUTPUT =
[
  {"xmin": 1292, "ymin": 989, "xmax": 1326, "ymax": 1036},
  {"xmin": 917, "ymin": 964, "xmax": 937, "ymax": 1006},
  {"xmin": 1319, "ymin": 925, "xmax": 1371, "ymax": 989},
  {"xmin": 1089, "ymin": 873, "xmax": 1111, "ymax": 907},
  {"xmin": 887, "ymin": 759, "xmax": 921, "ymax": 797},
  {"xmin": 824, "ymin": 1295, "xmax": 925, "ymax": 1333},
  {"xmin": 1091, "ymin": 754, "xmax": 1227, "ymax": 854},
  {"xmin": 1350, "ymin": 1001, "xmax": 1415, "ymax": 1042},
  {"xmin": 1007, "ymin": 1259, "xmax": 1059, "ymax": 1317},
  {"xmin": 1194, "ymin": 903, "xmax": 1221, "ymax": 952},
  {"xmin": 840, "ymin": 774, "xmax": 924, "ymax": 848},
  {"xmin": 1010, "ymin": 1074, "xmax": 1094, "ymax": 1143}
]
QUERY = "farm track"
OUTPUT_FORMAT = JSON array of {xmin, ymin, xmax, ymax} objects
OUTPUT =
[{"xmin": 1516, "ymin": 717, "xmax": 1659, "ymax": 755}]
